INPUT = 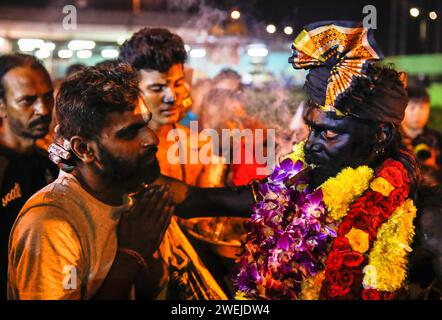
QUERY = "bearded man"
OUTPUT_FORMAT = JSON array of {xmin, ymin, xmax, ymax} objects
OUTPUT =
[
  {"xmin": 8, "ymin": 63, "xmax": 253, "ymax": 300},
  {"xmin": 235, "ymin": 21, "xmax": 419, "ymax": 300}
]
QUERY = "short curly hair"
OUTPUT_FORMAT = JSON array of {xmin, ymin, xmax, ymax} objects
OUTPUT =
[
  {"xmin": 118, "ymin": 27, "xmax": 187, "ymax": 73},
  {"xmin": 56, "ymin": 63, "xmax": 140, "ymax": 140}
]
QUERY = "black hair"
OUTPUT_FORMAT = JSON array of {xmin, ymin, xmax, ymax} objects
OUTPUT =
[
  {"xmin": 351, "ymin": 65, "xmax": 421, "ymax": 198},
  {"xmin": 0, "ymin": 53, "xmax": 50, "ymax": 100},
  {"xmin": 118, "ymin": 27, "xmax": 187, "ymax": 73},
  {"xmin": 56, "ymin": 63, "xmax": 140, "ymax": 140},
  {"xmin": 95, "ymin": 59, "xmax": 119, "ymax": 69},
  {"xmin": 325, "ymin": 64, "xmax": 421, "ymax": 198},
  {"xmin": 65, "ymin": 63, "xmax": 86, "ymax": 78},
  {"xmin": 407, "ymin": 85, "xmax": 430, "ymax": 103}
]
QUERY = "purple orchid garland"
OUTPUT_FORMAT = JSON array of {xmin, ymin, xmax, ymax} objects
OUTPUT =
[{"xmin": 235, "ymin": 158, "xmax": 337, "ymax": 299}]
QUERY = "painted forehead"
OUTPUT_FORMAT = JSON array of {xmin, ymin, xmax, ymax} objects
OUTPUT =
[
  {"xmin": 167, "ymin": 64, "xmax": 184, "ymax": 77},
  {"xmin": 304, "ymin": 108, "xmax": 356, "ymax": 130}
]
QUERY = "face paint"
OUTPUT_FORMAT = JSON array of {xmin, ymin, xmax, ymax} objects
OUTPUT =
[
  {"xmin": 304, "ymin": 107, "xmax": 376, "ymax": 187},
  {"xmin": 134, "ymin": 97, "xmax": 150, "ymax": 123}
]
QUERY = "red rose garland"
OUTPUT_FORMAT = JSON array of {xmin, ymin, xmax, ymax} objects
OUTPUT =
[{"xmin": 319, "ymin": 159, "xmax": 411, "ymax": 300}]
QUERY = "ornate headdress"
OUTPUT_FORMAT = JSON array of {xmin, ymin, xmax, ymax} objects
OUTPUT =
[{"xmin": 289, "ymin": 21, "xmax": 408, "ymax": 125}]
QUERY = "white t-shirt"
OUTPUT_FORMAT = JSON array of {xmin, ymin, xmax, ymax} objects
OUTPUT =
[
  {"xmin": 8, "ymin": 170, "xmax": 227, "ymax": 300},
  {"xmin": 8, "ymin": 170, "xmax": 129, "ymax": 299}
]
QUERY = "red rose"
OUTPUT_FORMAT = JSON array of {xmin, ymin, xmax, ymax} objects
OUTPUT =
[
  {"xmin": 382, "ymin": 292, "xmax": 396, "ymax": 300},
  {"xmin": 370, "ymin": 214, "xmax": 382, "ymax": 229},
  {"xmin": 326, "ymin": 252, "xmax": 344, "ymax": 270},
  {"xmin": 388, "ymin": 188, "xmax": 408, "ymax": 208},
  {"xmin": 352, "ymin": 213, "xmax": 373, "ymax": 231},
  {"xmin": 384, "ymin": 159, "xmax": 410, "ymax": 183},
  {"xmin": 327, "ymin": 284, "xmax": 350, "ymax": 298},
  {"xmin": 363, "ymin": 288, "xmax": 396, "ymax": 300},
  {"xmin": 338, "ymin": 220, "xmax": 353, "ymax": 236},
  {"xmin": 350, "ymin": 196, "xmax": 367, "ymax": 211},
  {"xmin": 351, "ymin": 214, "xmax": 378, "ymax": 239},
  {"xmin": 368, "ymin": 206, "xmax": 382, "ymax": 216},
  {"xmin": 333, "ymin": 237, "xmax": 351, "ymax": 252},
  {"xmin": 400, "ymin": 166, "xmax": 410, "ymax": 184},
  {"xmin": 361, "ymin": 191, "xmax": 384, "ymax": 210},
  {"xmin": 362, "ymin": 289, "xmax": 382, "ymax": 300},
  {"xmin": 382, "ymin": 159, "xmax": 403, "ymax": 171},
  {"xmin": 378, "ymin": 200, "xmax": 393, "ymax": 217},
  {"xmin": 379, "ymin": 166, "xmax": 403, "ymax": 188},
  {"xmin": 326, "ymin": 269, "xmax": 340, "ymax": 284},
  {"xmin": 337, "ymin": 269, "xmax": 355, "ymax": 287},
  {"xmin": 342, "ymin": 252, "xmax": 365, "ymax": 268}
]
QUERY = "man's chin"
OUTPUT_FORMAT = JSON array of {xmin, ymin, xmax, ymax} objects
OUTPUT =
[
  {"xmin": 308, "ymin": 164, "xmax": 339, "ymax": 188},
  {"xmin": 139, "ymin": 158, "xmax": 161, "ymax": 184},
  {"xmin": 33, "ymin": 132, "xmax": 49, "ymax": 139},
  {"xmin": 158, "ymin": 114, "xmax": 181, "ymax": 126}
]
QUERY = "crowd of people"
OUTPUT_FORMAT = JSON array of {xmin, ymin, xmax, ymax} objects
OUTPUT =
[{"xmin": 0, "ymin": 21, "xmax": 441, "ymax": 300}]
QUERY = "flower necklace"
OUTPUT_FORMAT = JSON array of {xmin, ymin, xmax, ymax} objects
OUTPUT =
[{"xmin": 235, "ymin": 141, "xmax": 416, "ymax": 300}]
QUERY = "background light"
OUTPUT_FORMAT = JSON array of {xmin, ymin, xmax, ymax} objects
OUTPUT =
[
  {"xmin": 117, "ymin": 36, "xmax": 127, "ymax": 45},
  {"xmin": 58, "ymin": 49, "xmax": 73, "ymax": 59},
  {"xmin": 429, "ymin": 11, "xmax": 438, "ymax": 20},
  {"xmin": 231, "ymin": 10, "xmax": 240, "ymax": 20},
  {"xmin": 247, "ymin": 44, "xmax": 268, "ymax": 57},
  {"xmin": 41, "ymin": 42, "xmax": 56, "ymax": 51},
  {"xmin": 101, "ymin": 49, "xmax": 119, "ymax": 59},
  {"xmin": 76, "ymin": 49, "xmax": 92, "ymax": 59},
  {"xmin": 410, "ymin": 7, "xmax": 420, "ymax": 18},
  {"xmin": 284, "ymin": 26, "xmax": 293, "ymax": 35},
  {"xmin": 35, "ymin": 49, "xmax": 51, "ymax": 59},
  {"xmin": 189, "ymin": 48, "xmax": 206, "ymax": 58},
  {"xmin": 266, "ymin": 24, "xmax": 276, "ymax": 34},
  {"xmin": 18, "ymin": 38, "xmax": 44, "ymax": 52},
  {"xmin": 68, "ymin": 40, "xmax": 96, "ymax": 50}
]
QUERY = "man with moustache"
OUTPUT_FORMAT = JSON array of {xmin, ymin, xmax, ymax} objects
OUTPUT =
[
  {"xmin": 0, "ymin": 53, "xmax": 58, "ymax": 299},
  {"xmin": 8, "ymin": 63, "xmax": 253, "ymax": 299},
  {"xmin": 235, "ymin": 21, "xmax": 420, "ymax": 300}
]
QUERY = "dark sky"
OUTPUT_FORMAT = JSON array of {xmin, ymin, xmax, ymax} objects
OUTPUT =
[{"xmin": 1, "ymin": 0, "xmax": 441, "ymax": 55}]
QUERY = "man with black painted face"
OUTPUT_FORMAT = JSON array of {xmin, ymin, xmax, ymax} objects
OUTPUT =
[
  {"xmin": 0, "ymin": 54, "xmax": 58, "ymax": 299},
  {"xmin": 235, "ymin": 21, "xmax": 419, "ymax": 300},
  {"xmin": 291, "ymin": 22, "xmax": 419, "ymax": 299}
]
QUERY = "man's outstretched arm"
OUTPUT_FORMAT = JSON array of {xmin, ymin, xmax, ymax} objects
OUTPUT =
[{"xmin": 154, "ymin": 175, "xmax": 255, "ymax": 219}]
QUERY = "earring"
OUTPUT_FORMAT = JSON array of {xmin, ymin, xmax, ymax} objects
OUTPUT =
[{"xmin": 375, "ymin": 147, "xmax": 385, "ymax": 156}]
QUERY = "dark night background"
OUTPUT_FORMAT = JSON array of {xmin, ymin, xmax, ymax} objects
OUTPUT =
[{"xmin": 1, "ymin": 0, "xmax": 441, "ymax": 55}]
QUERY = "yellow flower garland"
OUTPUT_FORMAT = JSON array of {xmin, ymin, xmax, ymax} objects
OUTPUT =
[
  {"xmin": 282, "ymin": 142, "xmax": 375, "ymax": 299},
  {"xmin": 320, "ymin": 166, "xmax": 374, "ymax": 222},
  {"xmin": 363, "ymin": 199, "xmax": 417, "ymax": 291}
]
